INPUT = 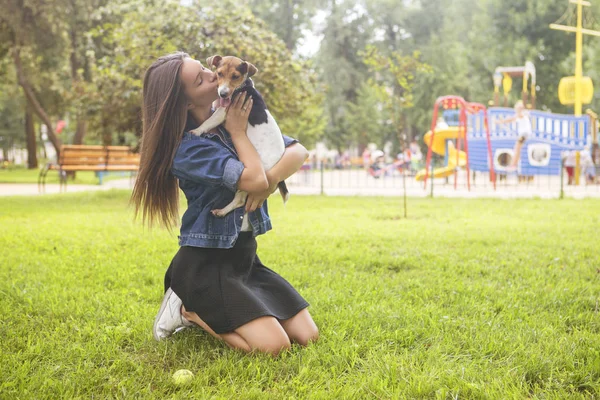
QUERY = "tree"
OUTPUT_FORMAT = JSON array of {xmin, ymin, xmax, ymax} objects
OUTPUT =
[
  {"xmin": 0, "ymin": 82, "xmax": 25, "ymax": 163},
  {"xmin": 361, "ymin": 45, "xmax": 431, "ymax": 152},
  {"xmin": 345, "ymin": 80, "xmax": 391, "ymax": 149},
  {"xmin": 88, "ymin": 0, "xmax": 324, "ymax": 147},
  {"xmin": 316, "ymin": 0, "xmax": 372, "ymax": 150},
  {"xmin": 247, "ymin": 0, "xmax": 322, "ymax": 52}
]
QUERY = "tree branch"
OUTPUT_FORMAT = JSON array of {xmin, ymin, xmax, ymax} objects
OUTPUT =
[{"xmin": 12, "ymin": 46, "xmax": 62, "ymax": 155}]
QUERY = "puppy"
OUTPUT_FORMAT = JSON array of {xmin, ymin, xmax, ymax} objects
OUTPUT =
[{"xmin": 190, "ymin": 55, "xmax": 289, "ymax": 217}]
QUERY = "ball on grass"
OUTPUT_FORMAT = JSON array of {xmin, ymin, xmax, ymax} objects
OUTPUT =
[{"xmin": 172, "ymin": 369, "xmax": 194, "ymax": 385}]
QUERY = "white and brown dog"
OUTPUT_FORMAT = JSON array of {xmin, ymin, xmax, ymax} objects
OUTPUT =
[{"xmin": 190, "ymin": 55, "xmax": 289, "ymax": 217}]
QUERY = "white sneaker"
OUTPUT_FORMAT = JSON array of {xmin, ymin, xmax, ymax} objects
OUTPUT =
[{"xmin": 153, "ymin": 288, "xmax": 194, "ymax": 341}]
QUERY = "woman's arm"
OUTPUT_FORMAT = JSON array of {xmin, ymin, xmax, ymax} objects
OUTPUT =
[
  {"xmin": 266, "ymin": 143, "xmax": 309, "ymax": 187},
  {"xmin": 225, "ymin": 93, "xmax": 269, "ymax": 192},
  {"xmin": 245, "ymin": 142, "xmax": 309, "ymax": 212}
]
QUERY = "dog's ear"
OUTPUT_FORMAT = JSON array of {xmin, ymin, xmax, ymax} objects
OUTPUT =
[
  {"xmin": 238, "ymin": 61, "xmax": 258, "ymax": 78},
  {"xmin": 246, "ymin": 62, "xmax": 258, "ymax": 78},
  {"xmin": 206, "ymin": 55, "xmax": 222, "ymax": 69}
]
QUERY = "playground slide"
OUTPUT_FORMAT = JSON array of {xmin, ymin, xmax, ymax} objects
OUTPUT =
[{"xmin": 415, "ymin": 127, "xmax": 467, "ymax": 181}]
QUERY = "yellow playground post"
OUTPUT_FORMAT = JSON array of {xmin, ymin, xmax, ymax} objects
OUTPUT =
[{"xmin": 550, "ymin": 0, "xmax": 600, "ymax": 116}]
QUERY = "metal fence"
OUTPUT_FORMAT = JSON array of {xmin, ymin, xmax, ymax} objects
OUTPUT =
[{"xmin": 285, "ymin": 161, "xmax": 600, "ymax": 199}]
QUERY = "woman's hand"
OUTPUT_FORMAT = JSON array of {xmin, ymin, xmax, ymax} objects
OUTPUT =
[
  {"xmin": 224, "ymin": 92, "xmax": 253, "ymax": 136},
  {"xmin": 245, "ymin": 176, "xmax": 278, "ymax": 212}
]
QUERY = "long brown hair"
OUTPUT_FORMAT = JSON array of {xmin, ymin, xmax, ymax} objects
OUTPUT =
[{"xmin": 131, "ymin": 52, "xmax": 189, "ymax": 230}]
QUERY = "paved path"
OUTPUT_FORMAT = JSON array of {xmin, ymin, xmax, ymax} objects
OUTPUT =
[
  {"xmin": 2, "ymin": 171, "xmax": 600, "ymax": 199},
  {"xmin": 0, "ymin": 178, "xmax": 134, "ymax": 197}
]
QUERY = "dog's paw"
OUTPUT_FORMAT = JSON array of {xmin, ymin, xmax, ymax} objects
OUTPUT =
[
  {"xmin": 211, "ymin": 209, "xmax": 226, "ymax": 217},
  {"xmin": 190, "ymin": 127, "xmax": 208, "ymax": 136}
]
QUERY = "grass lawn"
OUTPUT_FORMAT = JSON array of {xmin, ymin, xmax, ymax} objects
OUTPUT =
[
  {"xmin": 0, "ymin": 167, "xmax": 131, "ymax": 185},
  {"xmin": 1, "ymin": 192, "xmax": 599, "ymax": 398}
]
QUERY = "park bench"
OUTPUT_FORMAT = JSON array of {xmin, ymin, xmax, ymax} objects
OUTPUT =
[{"xmin": 38, "ymin": 144, "xmax": 140, "ymax": 192}]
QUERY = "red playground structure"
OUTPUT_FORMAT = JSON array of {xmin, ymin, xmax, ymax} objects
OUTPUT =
[{"xmin": 420, "ymin": 96, "xmax": 496, "ymax": 192}]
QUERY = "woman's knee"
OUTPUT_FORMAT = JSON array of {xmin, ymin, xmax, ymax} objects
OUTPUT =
[
  {"xmin": 294, "ymin": 325, "xmax": 319, "ymax": 346},
  {"xmin": 235, "ymin": 316, "xmax": 291, "ymax": 356},
  {"xmin": 254, "ymin": 336, "xmax": 291, "ymax": 356},
  {"xmin": 280, "ymin": 309, "xmax": 319, "ymax": 346}
]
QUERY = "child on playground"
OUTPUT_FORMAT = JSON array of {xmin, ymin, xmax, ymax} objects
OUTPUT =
[
  {"xmin": 581, "ymin": 146, "xmax": 597, "ymax": 184},
  {"xmin": 564, "ymin": 150, "xmax": 576, "ymax": 185},
  {"xmin": 497, "ymin": 100, "xmax": 532, "ymax": 170}
]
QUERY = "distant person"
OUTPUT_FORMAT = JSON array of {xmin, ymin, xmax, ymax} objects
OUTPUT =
[
  {"xmin": 369, "ymin": 150, "xmax": 385, "ymax": 178},
  {"xmin": 581, "ymin": 146, "xmax": 597, "ymax": 185},
  {"xmin": 435, "ymin": 115, "xmax": 449, "ymax": 130},
  {"xmin": 497, "ymin": 100, "xmax": 532, "ymax": 170},
  {"xmin": 564, "ymin": 150, "xmax": 576, "ymax": 185},
  {"xmin": 362, "ymin": 148, "xmax": 371, "ymax": 170},
  {"xmin": 409, "ymin": 139, "xmax": 422, "ymax": 173},
  {"xmin": 397, "ymin": 148, "xmax": 411, "ymax": 171}
]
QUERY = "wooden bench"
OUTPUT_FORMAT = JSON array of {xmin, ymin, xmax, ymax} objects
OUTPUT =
[{"xmin": 38, "ymin": 144, "xmax": 140, "ymax": 192}]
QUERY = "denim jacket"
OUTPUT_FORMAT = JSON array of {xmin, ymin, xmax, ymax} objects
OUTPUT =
[{"xmin": 171, "ymin": 123, "xmax": 298, "ymax": 249}]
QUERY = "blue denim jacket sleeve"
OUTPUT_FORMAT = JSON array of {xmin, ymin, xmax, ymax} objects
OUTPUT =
[
  {"xmin": 283, "ymin": 135, "xmax": 299, "ymax": 148},
  {"xmin": 172, "ymin": 137, "xmax": 244, "ymax": 193}
]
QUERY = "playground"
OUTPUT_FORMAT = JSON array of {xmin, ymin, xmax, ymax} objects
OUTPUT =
[{"xmin": 409, "ymin": 2, "xmax": 600, "ymax": 196}]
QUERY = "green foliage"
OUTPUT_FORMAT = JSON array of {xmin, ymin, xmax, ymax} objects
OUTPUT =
[
  {"xmin": 317, "ymin": 0, "xmax": 372, "ymax": 149},
  {"xmin": 5, "ymin": 0, "xmax": 600, "ymax": 153},
  {"xmin": 1, "ymin": 192, "xmax": 600, "ymax": 398},
  {"xmin": 0, "ymin": 82, "xmax": 25, "ymax": 155},
  {"xmin": 84, "ymin": 0, "xmax": 324, "ymax": 146},
  {"xmin": 345, "ymin": 80, "xmax": 391, "ymax": 148},
  {"xmin": 247, "ymin": 0, "xmax": 321, "ymax": 51},
  {"xmin": 0, "ymin": 0, "xmax": 324, "ymax": 150}
]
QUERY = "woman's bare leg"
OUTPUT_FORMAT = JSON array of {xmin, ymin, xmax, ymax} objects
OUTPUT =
[
  {"xmin": 182, "ymin": 308, "xmax": 251, "ymax": 352},
  {"xmin": 182, "ymin": 307, "xmax": 291, "ymax": 356},
  {"xmin": 234, "ymin": 316, "xmax": 291, "ymax": 356},
  {"xmin": 279, "ymin": 308, "xmax": 319, "ymax": 346}
]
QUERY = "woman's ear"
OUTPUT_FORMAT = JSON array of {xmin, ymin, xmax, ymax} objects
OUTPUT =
[{"xmin": 187, "ymin": 102, "xmax": 195, "ymax": 110}]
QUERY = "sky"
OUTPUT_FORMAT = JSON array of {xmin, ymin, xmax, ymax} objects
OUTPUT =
[{"xmin": 295, "ymin": 10, "xmax": 327, "ymax": 58}]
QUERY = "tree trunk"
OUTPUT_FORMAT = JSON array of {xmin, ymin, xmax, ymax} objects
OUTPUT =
[
  {"xmin": 73, "ymin": 119, "xmax": 87, "ymax": 144},
  {"xmin": 25, "ymin": 103, "xmax": 38, "ymax": 169},
  {"xmin": 39, "ymin": 127, "xmax": 47, "ymax": 160},
  {"xmin": 283, "ymin": 0, "xmax": 295, "ymax": 51},
  {"xmin": 12, "ymin": 48, "xmax": 62, "ymax": 157},
  {"xmin": 69, "ymin": 16, "xmax": 88, "ymax": 146},
  {"xmin": 102, "ymin": 116, "xmax": 112, "ymax": 146}
]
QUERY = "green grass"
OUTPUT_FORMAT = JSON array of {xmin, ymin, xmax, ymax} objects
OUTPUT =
[
  {"xmin": 1, "ymin": 192, "xmax": 599, "ymax": 399},
  {"xmin": 0, "ymin": 166, "xmax": 129, "ymax": 185}
]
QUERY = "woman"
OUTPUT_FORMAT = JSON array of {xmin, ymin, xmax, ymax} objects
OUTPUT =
[{"xmin": 131, "ymin": 52, "xmax": 318, "ymax": 356}]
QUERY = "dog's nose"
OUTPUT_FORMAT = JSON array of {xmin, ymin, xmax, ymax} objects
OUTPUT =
[{"xmin": 218, "ymin": 88, "xmax": 230, "ymax": 98}]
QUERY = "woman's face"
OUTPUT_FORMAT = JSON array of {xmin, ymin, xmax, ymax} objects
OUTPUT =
[{"xmin": 181, "ymin": 57, "xmax": 218, "ymax": 109}]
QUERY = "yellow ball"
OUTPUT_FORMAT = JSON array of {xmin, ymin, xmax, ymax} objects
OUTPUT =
[{"xmin": 172, "ymin": 369, "xmax": 194, "ymax": 385}]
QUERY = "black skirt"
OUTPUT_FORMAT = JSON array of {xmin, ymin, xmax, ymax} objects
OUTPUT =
[{"xmin": 164, "ymin": 232, "xmax": 309, "ymax": 334}]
